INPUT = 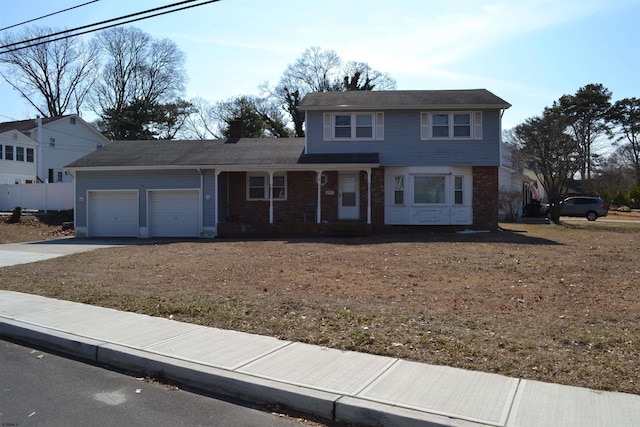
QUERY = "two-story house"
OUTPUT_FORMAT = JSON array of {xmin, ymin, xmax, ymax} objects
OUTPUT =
[
  {"xmin": 0, "ymin": 115, "xmax": 110, "ymax": 184},
  {"xmin": 65, "ymin": 89, "xmax": 510, "ymax": 238}
]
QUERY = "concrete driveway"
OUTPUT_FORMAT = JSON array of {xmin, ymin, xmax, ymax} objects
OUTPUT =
[{"xmin": 0, "ymin": 237, "xmax": 137, "ymax": 268}]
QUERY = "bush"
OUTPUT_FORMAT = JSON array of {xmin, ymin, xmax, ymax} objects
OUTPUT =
[{"xmin": 7, "ymin": 206, "xmax": 22, "ymax": 224}]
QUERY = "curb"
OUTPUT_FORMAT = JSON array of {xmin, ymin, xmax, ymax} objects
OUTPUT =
[{"xmin": 0, "ymin": 318, "xmax": 473, "ymax": 427}]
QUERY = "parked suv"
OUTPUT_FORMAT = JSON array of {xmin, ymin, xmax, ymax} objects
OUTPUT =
[{"xmin": 559, "ymin": 196, "xmax": 608, "ymax": 221}]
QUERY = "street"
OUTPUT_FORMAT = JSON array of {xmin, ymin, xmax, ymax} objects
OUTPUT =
[{"xmin": 0, "ymin": 338, "xmax": 312, "ymax": 427}]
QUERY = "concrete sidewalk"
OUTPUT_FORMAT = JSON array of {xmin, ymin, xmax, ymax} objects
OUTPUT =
[{"xmin": 1, "ymin": 290, "xmax": 639, "ymax": 427}]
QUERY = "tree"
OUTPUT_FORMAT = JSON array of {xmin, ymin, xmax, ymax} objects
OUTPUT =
[
  {"xmin": 583, "ymin": 150, "xmax": 634, "ymax": 205},
  {"xmin": 91, "ymin": 27, "xmax": 187, "ymax": 139},
  {"xmin": 609, "ymin": 97, "xmax": 640, "ymax": 185},
  {"xmin": 214, "ymin": 95, "xmax": 293, "ymax": 138},
  {"xmin": 558, "ymin": 84, "xmax": 612, "ymax": 180},
  {"xmin": 268, "ymin": 47, "xmax": 397, "ymax": 137},
  {"xmin": 0, "ymin": 26, "xmax": 99, "ymax": 117},
  {"xmin": 514, "ymin": 106, "xmax": 581, "ymax": 223}
]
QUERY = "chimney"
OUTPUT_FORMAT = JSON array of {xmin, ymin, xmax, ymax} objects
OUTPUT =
[{"xmin": 228, "ymin": 118, "xmax": 245, "ymax": 139}]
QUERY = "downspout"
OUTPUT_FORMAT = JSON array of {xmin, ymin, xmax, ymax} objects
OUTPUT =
[
  {"xmin": 316, "ymin": 170, "xmax": 322, "ymax": 224},
  {"xmin": 367, "ymin": 169, "xmax": 372, "ymax": 225},
  {"xmin": 268, "ymin": 171, "xmax": 274, "ymax": 224}
]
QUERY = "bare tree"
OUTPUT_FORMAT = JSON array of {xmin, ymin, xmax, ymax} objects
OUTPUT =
[
  {"xmin": 514, "ymin": 106, "xmax": 581, "ymax": 223},
  {"xmin": 91, "ymin": 27, "xmax": 186, "ymax": 139},
  {"xmin": 0, "ymin": 26, "xmax": 99, "ymax": 117}
]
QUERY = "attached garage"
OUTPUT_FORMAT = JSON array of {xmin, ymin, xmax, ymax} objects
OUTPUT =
[
  {"xmin": 88, "ymin": 190, "xmax": 138, "ymax": 237},
  {"xmin": 148, "ymin": 190, "xmax": 200, "ymax": 237}
]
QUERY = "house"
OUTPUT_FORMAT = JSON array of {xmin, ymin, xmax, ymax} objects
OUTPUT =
[
  {"xmin": 65, "ymin": 89, "xmax": 511, "ymax": 238},
  {"xmin": 0, "ymin": 130, "xmax": 38, "ymax": 184},
  {"xmin": 0, "ymin": 115, "xmax": 110, "ymax": 184}
]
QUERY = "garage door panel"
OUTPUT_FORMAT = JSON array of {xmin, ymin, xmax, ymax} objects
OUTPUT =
[
  {"xmin": 149, "ymin": 190, "xmax": 200, "ymax": 237},
  {"xmin": 89, "ymin": 191, "xmax": 138, "ymax": 237}
]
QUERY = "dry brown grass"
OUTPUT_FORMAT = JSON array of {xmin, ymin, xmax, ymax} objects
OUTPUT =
[{"xmin": 1, "ymin": 213, "xmax": 640, "ymax": 395}]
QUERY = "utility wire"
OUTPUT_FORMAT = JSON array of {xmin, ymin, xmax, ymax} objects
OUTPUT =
[
  {"xmin": 0, "ymin": 1, "xmax": 101, "ymax": 32},
  {"xmin": 0, "ymin": 0, "xmax": 219, "ymax": 53}
]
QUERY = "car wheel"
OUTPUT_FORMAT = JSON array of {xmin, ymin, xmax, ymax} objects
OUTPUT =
[{"xmin": 586, "ymin": 211, "xmax": 598, "ymax": 221}]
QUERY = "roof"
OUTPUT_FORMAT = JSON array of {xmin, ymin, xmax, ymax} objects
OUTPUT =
[
  {"xmin": 65, "ymin": 138, "xmax": 307, "ymax": 168},
  {"xmin": 0, "ymin": 116, "xmax": 71, "ymax": 134},
  {"xmin": 298, "ymin": 89, "xmax": 511, "ymax": 111}
]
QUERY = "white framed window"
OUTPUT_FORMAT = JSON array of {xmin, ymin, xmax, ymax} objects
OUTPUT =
[
  {"xmin": 454, "ymin": 176, "xmax": 464, "ymax": 204},
  {"xmin": 16, "ymin": 146, "xmax": 24, "ymax": 161},
  {"xmin": 413, "ymin": 175, "xmax": 445, "ymax": 204},
  {"xmin": 421, "ymin": 112, "xmax": 482, "ymax": 140},
  {"xmin": 323, "ymin": 112, "xmax": 384, "ymax": 140},
  {"xmin": 0, "ymin": 145, "xmax": 3, "ymax": 160},
  {"xmin": 246, "ymin": 173, "xmax": 287, "ymax": 201},
  {"xmin": 49, "ymin": 137, "xmax": 56, "ymax": 147},
  {"xmin": 394, "ymin": 176, "xmax": 404, "ymax": 205},
  {"xmin": 5, "ymin": 145, "xmax": 14, "ymax": 160},
  {"xmin": 26, "ymin": 148, "xmax": 34, "ymax": 163}
]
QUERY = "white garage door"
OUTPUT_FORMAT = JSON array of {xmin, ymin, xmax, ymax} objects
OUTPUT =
[
  {"xmin": 149, "ymin": 190, "xmax": 200, "ymax": 237},
  {"xmin": 88, "ymin": 191, "xmax": 138, "ymax": 237}
]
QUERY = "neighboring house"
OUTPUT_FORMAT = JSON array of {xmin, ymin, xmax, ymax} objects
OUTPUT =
[
  {"xmin": 0, "ymin": 115, "xmax": 110, "ymax": 184},
  {"xmin": 0, "ymin": 130, "xmax": 38, "ymax": 184},
  {"xmin": 498, "ymin": 141, "xmax": 535, "ymax": 220},
  {"xmin": 65, "ymin": 89, "xmax": 511, "ymax": 238}
]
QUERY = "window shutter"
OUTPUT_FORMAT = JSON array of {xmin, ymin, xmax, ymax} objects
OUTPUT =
[
  {"xmin": 323, "ymin": 113, "xmax": 332, "ymax": 141},
  {"xmin": 474, "ymin": 111, "xmax": 483, "ymax": 140},
  {"xmin": 375, "ymin": 112, "xmax": 384, "ymax": 140},
  {"xmin": 420, "ymin": 113, "xmax": 429, "ymax": 140}
]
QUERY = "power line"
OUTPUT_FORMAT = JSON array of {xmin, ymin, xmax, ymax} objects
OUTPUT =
[
  {"xmin": 0, "ymin": 0, "xmax": 211, "ymax": 52},
  {"xmin": 2, "ymin": 0, "xmax": 222, "ymax": 53},
  {"xmin": 0, "ymin": 1, "xmax": 101, "ymax": 33}
]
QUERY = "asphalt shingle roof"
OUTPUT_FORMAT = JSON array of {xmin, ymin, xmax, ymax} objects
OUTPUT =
[
  {"xmin": 0, "ymin": 116, "xmax": 70, "ymax": 134},
  {"xmin": 298, "ymin": 89, "xmax": 511, "ymax": 111},
  {"xmin": 65, "ymin": 138, "xmax": 308, "ymax": 168}
]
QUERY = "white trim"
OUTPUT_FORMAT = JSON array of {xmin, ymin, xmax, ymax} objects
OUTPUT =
[
  {"xmin": 420, "ymin": 111, "xmax": 481, "ymax": 141},
  {"xmin": 147, "ymin": 189, "xmax": 202, "ymax": 238},
  {"xmin": 329, "ymin": 112, "xmax": 380, "ymax": 141},
  {"xmin": 246, "ymin": 171, "xmax": 287, "ymax": 201}
]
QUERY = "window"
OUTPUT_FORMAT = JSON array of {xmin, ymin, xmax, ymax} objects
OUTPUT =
[
  {"xmin": 5, "ymin": 145, "xmax": 14, "ymax": 160},
  {"xmin": 421, "ymin": 112, "xmax": 480, "ymax": 140},
  {"xmin": 26, "ymin": 148, "xmax": 34, "ymax": 162},
  {"xmin": 414, "ymin": 176, "xmax": 445, "ymax": 204},
  {"xmin": 394, "ymin": 176, "xmax": 404, "ymax": 205},
  {"xmin": 454, "ymin": 176, "xmax": 464, "ymax": 204},
  {"xmin": 49, "ymin": 137, "xmax": 55, "ymax": 147},
  {"xmin": 70, "ymin": 117, "xmax": 76, "ymax": 125},
  {"xmin": 0, "ymin": 145, "xmax": 3, "ymax": 160},
  {"xmin": 247, "ymin": 173, "xmax": 287, "ymax": 200},
  {"xmin": 16, "ymin": 146, "xmax": 24, "ymax": 161},
  {"xmin": 324, "ymin": 112, "xmax": 383, "ymax": 140},
  {"xmin": 57, "ymin": 172, "xmax": 63, "ymax": 182}
]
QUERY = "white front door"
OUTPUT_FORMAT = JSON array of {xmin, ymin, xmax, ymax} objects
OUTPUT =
[{"xmin": 338, "ymin": 173, "xmax": 359, "ymax": 220}]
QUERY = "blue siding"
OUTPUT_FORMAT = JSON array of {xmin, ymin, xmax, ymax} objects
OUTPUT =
[
  {"xmin": 305, "ymin": 110, "xmax": 501, "ymax": 166},
  {"xmin": 76, "ymin": 169, "xmax": 206, "ymax": 228}
]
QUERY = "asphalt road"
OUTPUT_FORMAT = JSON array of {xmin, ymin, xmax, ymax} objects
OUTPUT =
[{"xmin": 0, "ymin": 338, "xmax": 308, "ymax": 427}]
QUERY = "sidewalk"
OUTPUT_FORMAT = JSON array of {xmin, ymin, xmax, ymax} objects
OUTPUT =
[{"xmin": 1, "ymin": 290, "xmax": 639, "ymax": 427}]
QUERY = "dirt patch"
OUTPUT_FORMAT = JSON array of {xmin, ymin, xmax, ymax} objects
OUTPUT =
[
  {"xmin": 0, "ymin": 211, "xmax": 74, "ymax": 243},
  {"xmin": 1, "ymin": 216, "xmax": 640, "ymax": 395}
]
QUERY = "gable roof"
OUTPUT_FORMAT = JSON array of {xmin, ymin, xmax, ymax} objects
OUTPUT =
[
  {"xmin": 65, "ymin": 138, "xmax": 308, "ymax": 169},
  {"xmin": 0, "ymin": 116, "xmax": 71, "ymax": 134},
  {"xmin": 298, "ymin": 89, "xmax": 511, "ymax": 111}
]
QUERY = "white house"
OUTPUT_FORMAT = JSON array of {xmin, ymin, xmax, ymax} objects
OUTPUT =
[{"xmin": 0, "ymin": 115, "xmax": 110, "ymax": 184}]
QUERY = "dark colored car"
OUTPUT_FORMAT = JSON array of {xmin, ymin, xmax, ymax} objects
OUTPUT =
[{"xmin": 559, "ymin": 196, "xmax": 608, "ymax": 221}]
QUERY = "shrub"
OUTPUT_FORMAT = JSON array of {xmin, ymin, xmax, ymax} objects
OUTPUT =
[{"xmin": 7, "ymin": 206, "xmax": 22, "ymax": 224}]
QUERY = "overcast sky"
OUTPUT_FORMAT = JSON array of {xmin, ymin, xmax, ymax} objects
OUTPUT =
[{"xmin": 0, "ymin": 0, "xmax": 638, "ymax": 131}]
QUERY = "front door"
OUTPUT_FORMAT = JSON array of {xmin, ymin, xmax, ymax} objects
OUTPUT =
[{"xmin": 338, "ymin": 173, "xmax": 359, "ymax": 220}]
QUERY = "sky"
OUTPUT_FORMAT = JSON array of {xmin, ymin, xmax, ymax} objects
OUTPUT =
[{"xmin": 0, "ymin": 0, "xmax": 638, "ymax": 132}]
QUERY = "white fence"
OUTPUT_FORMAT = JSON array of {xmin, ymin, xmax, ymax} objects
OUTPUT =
[{"xmin": 0, "ymin": 182, "xmax": 74, "ymax": 212}]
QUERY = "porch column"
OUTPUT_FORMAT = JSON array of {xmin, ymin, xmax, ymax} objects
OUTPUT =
[
  {"xmin": 268, "ymin": 171, "xmax": 274, "ymax": 224},
  {"xmin": 366, "ymin": 168, "xmax": 372, "ymax": 224},
  {"xmin": 316, "ymin": 170, "xmax": 323, "ymax": 224},
  {"xmin": 214, "ymin": 170, "xmax": 220, "ymax": 227}
]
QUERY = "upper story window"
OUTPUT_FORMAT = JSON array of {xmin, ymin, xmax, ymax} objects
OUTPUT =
[
  {"xmin": 70, "ymin": 117, "xmax": 76, "ymax": 125},
  {"xmin": 421, "ymin": 111, "xmax": 482, "ymax": 140},
  {"xmin": 323, "ymin": 112, "xmax": 384, "ymax": 141},
  {"xmin": 49, "ymin": 137, "xmax": 56, "ymax": 147},
  {"xmin": 247, "ymin": 173, "xmax": 287, "ymax": 201}
]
